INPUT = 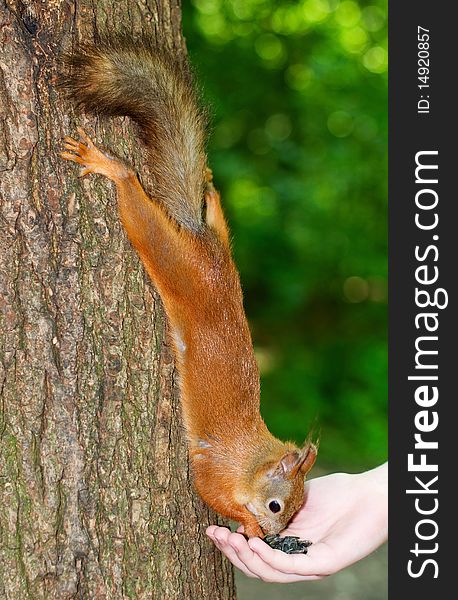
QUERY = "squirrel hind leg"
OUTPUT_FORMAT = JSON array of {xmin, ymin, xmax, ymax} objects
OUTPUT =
[{"xmin": 205, "ymin": 184, "xmax": 230, "ymax": 247}]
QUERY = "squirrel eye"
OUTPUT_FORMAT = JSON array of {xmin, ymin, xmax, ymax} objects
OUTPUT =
[{"xmin": 268, "ymin": 500, "xmax": 282, "ymax": 514}]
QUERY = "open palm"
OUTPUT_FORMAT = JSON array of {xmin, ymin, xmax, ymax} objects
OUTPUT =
[{"xmin": 206, "ymin": 465, "xmax": 387, "ymax": 583}]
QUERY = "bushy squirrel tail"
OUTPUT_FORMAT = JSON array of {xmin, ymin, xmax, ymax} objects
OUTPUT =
[{"xmin": 61, "ymin": 37, "xmax": 208, "ymax": 231}]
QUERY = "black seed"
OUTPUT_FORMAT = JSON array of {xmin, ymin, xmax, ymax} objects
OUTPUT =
[{"xmin": 262, "ymin": 534, "xmax": 312, "ymax": 554}]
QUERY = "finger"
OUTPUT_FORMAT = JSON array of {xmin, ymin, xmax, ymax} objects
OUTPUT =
[
  {"xmin": 207, "ymin": 525, "xmax": 235, "ymax": 551},
  {"xmin": 205, "ymin": 525, "xmax": 232, "ymax": 539},
  {"xmin": 79, "ymin": 167, "xmax": 92, "ymax": 177},
  {"xmin": 77, "ymin": 127, "xmax": 94, "ymax": 147},
  {"xmin": 227, "ymin": 533, "xmax": 316, "ymax": 583},
  {"xmin": 207, "ymin": 525, "xmax": 230, "ymax": 552},
  {"xmin": 208, "ymin": 528, "xmax": 321, "ymax": 583},
  {"xmin": 248, "ymin": 537, "xmax": 331, "ymax": 578},
  {"xmin": 207, "ymin": 528, "xmax": 259, "ymax": 579}
]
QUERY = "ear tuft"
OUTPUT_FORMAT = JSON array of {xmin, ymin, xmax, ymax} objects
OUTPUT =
[{"xmin": 300, "ymin": 443, "xmax": 318, "ymax": 475}]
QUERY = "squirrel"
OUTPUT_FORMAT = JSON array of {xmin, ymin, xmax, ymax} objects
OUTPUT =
[{"xmin": 59, "ymin": 37, "xmax": 317, "ymax": 539}]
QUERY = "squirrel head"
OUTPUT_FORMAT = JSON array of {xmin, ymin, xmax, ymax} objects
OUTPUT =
[
  {"xmin": 245, "ymin": 442, "xmax": 317, "ymax": 535},
  {"xmin": 244, "ymin": 442, "xmax": 317, "ymax": 536}
]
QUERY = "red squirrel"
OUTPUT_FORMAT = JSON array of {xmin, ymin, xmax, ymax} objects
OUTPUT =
[{"xmin": 59, "ymin": 38, "xmax": 317, "ymax": 539}]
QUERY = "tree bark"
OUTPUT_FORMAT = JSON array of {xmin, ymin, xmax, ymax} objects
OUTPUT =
[{"xmin": 0, "ymin": 1, "xmax": 236, "ymax": 598}]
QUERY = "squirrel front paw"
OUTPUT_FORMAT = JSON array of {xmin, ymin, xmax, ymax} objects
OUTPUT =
[
  {"xmin": 60, "ymin": 127, "xmax": 130, "ymax": 182},
  {"xmin": 242, "ymin": 521, "xmax": 265, "ymax": 539}
]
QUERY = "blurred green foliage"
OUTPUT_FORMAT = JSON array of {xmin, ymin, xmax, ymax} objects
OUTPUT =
[{"xmin": 183, "ymin": 0, "xmax": 387, "ymax": 470}]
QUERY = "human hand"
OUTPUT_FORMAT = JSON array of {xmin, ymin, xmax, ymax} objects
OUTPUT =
[{"xmin": 206, "ymin": 464, "xmax": 387, "ymax": 583}]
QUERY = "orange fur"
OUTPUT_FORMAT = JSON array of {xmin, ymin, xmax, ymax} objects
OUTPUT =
[
  {"xmin": 60, "ymin": 130, "xmax": 316, "ymax": 537},
  {"xmin": 60, "ymin": 41, "xmax": 317, "ymax": 537}
]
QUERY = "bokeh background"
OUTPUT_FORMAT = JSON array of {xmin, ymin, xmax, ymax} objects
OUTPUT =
[
  {"xmin": 183, "ymin": 1, "xmax": 387, "ymax": 597},
  {"xmin": 183, "ymin": 0, "xmax": 387, "ymax": 472}
]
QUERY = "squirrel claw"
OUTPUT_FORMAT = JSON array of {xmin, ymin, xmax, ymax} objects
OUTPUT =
[
  {"xmin": 59, "ymin": 150, "xmax": 84, "ymax": 164},
  {"xmin": 205, "ymin": 167, "xmax": 213, "ymax": 182},
  {"xmin": 76, "ymin": 127, "xmax": 95, "ymax": 147}
]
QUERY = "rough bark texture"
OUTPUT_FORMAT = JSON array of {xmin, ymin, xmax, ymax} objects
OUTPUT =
[{"xmin": 0, "ymin": 1, "xmax": 236, "ymax": 598}]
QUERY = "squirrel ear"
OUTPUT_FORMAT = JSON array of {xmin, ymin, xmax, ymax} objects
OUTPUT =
[
  {"xmin": 300, "ymin": 443, "xmax": 318, "ymax": 475},
  {"xmin": 268, "ymin": 451, "xmax": 302, "ymax": 480},
  {"xmin": 268, "ymin": 444, "xmax": 318, "ymax": 480}
]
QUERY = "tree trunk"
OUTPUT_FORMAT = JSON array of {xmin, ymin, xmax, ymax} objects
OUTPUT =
[{"xmin": 0, "ymin": 1, "xmax": 236, "ymax": 598}]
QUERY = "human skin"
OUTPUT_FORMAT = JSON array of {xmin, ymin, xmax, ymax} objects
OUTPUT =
[{"xmin": 206, "ymin": 463, "xmax": 388, "ymax": 583}]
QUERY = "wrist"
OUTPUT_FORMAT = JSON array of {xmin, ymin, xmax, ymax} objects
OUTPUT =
[
  {"xmin": 363, "ymin": 462, "xmax": 387, "ymax": 494},
  {"xmin": 359, "ymin": 462, "xmax": 388, "ymax": 542}
]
